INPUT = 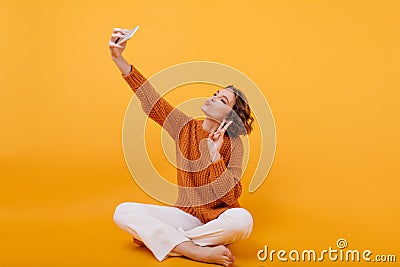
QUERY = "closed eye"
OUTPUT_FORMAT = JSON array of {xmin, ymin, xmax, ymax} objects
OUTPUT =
[{"xmin": 213, "ymin": 92, "xmax": 228, "ymax": 105}]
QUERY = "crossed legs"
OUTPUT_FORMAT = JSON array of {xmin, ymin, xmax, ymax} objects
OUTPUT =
[{"xmin": 113, "ymin": 202, "xmax": 253, "ymax": 266}]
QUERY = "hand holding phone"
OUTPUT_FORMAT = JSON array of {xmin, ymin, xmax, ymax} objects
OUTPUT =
[{"xmin": 115, "ymin": 26, "xmax": 139, "ymax": 45}]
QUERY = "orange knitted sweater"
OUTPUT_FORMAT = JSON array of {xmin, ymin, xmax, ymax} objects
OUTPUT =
[{"xmin": 123, "ymin": 66, "xmax": 243, "ymax": 223}]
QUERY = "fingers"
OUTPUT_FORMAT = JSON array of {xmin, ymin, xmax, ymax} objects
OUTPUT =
[
  {"xmin": 112, "ymin": 28, "xmax": 129, "ymax": 34},
  {"xmin": 213, "ymin": 132, "xmax": 221, "ymax": 140},
  {"xmin": 110, "ymin": 27, "xmax": 129, "ymax": 43},
  {"xmin": 222, "ymin": 120, "xmax": 233, "ymax": 132},
  {"xmin": 108, "ymin": 41, "xmax": 123, "ymax": 49},
  {"xmin": 216, "ymin": 119, "xmax": 226, "ymax": 132},
  {"xmin": 217, "ymin": 119, "xmax": 233, "ymax": 133},
  {"xmin": 112, "ymin": 33, "xmax": 125, "ymax": 39},
  {"xmin": 215, "ymin": 120, "xmax": 233, "ymax": 136},
  {"xmin": 208, "ymin": 120, "xmax": 233, "ymax": 141}
]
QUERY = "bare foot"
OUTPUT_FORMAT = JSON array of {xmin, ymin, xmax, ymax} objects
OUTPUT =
[
  {"xmin": 173, "ymin": 241, "xmax": 234, "ymax": 267},
  {"xmin": 132, "ymin": 237, "xmax": 145, "ymax": 247},
  {"xmin": 199, "ymin": 245, "xmax": 234, "ymax": 267}
]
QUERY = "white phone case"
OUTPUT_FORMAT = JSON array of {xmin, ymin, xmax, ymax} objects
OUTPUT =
[{"xmin": 117, "ymin": 26, "xmax": 139, "ymax": 45}]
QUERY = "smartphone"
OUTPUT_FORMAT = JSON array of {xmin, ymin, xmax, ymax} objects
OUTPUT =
[{"xmin": 116, "ymin": 25, "xmax": 139, "ymax": 45}]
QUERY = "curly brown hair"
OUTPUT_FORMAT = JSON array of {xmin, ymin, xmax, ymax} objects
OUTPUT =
[{"xmin": 224, "ymin": 85, "xmax": 254, "ymax": 137}]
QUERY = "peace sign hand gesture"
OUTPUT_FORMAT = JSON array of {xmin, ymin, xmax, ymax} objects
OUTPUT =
[{"xmin": 207, "ymin": 119, "xmax": 233, "ymax": 162}]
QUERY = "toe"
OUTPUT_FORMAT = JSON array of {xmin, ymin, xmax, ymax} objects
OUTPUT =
[{"xmin": 225, "ymin": 248, "xmax": 234, "ymax": 262}]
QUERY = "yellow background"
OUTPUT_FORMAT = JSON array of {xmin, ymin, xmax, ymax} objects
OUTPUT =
[{"xmin": 1, "ymin": 0, "xmax": 399, "ymax": 266}]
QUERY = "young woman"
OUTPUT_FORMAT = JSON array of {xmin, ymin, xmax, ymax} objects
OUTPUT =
[{"xmin": 109, "ymin": 28, "xmax": 254, "ymax": 267}]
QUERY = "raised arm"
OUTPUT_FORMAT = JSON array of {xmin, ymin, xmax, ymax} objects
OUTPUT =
[
  {"xmin": 109, "ymin": 28, "xmax": 190, "ymax": 140},
  {"xmin": 109, "ymin": 28, "xmax": 131, "ymax": 75}
]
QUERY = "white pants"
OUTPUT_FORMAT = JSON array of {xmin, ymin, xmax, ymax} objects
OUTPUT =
[{"xmin": 113, "ymin": 202, "xmax": 253, "ymax": 261}]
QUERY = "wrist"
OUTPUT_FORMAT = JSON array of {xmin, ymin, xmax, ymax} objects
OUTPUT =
[
  {"xmin": 211, "ymin": 152, "xmax": 221, "ymax": 162},
  {"xmin": 111, "ymin": 55, "xmax": 124, "ymax": 62},
  {"xmin": 112, "ymin": 56, "xmax": 131, "ymax": 76}
]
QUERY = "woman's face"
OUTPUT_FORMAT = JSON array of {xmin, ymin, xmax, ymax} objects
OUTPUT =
[{"xmin": 201, "ymin": 89, "xmax": 236, "ymax": 121}]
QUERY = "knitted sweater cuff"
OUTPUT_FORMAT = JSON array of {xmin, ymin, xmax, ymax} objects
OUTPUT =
[{"xmin": 122, "ymin": 65, "xmax": 147, "ymax": 92}]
